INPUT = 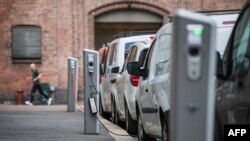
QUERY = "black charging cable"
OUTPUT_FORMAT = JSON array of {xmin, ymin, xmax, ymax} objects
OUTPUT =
[{"xmin": 90, "ymin": 73, "xmax": 99, "ymax": 95}]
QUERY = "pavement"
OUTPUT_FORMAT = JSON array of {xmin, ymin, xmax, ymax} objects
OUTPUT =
[{"xmin": 0, "ymin": 104, "xmax": 136, "ymax": 141}]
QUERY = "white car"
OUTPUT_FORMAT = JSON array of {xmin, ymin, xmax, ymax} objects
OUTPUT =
[
  {"xmin": 127, "ymin": 23, "xmax": 173, "ymax": 141},
  {"xmin": 115, "ymin": 41, "xmax": 151, "ymax": 134},
  {"xmin": 127, "ymin": 12, "xmax": 238, "ymax": 140},
  {"xmin": 209, "ymin": 13, "xmax": 238, "ymax": 56},
  {"xmin": 99, "ymin": 34, "xmax": 155, "ymax": 118}
]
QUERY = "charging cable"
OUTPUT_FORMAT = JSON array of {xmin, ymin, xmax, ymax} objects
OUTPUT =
[{"xmin": 89, "ymin": 73, "xmax": 99, "ymax": 96}]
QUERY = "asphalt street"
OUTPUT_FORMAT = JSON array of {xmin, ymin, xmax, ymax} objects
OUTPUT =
[{"xmin": 0, "ymin": 106, "xmax": 115, "ymax": 141}]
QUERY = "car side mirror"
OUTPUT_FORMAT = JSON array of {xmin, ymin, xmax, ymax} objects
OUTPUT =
[
  {"xmin": 216, "ymin": 52, "xmax": 224, "ymax": 79},
  {"xmin": 111, "ymin": 66, "xmax": 120, "ymax": 73},
  {"xmin": 236, "ymin": 55, "xmax": 250, "ymax": 77},
  {"xmin": 127, "ymin": 62, "xmax": 141, "ymax": 76}
]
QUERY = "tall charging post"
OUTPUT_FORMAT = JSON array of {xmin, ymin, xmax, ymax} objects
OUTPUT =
[
  {"xmin": 67, "ymin": 57, "xmax": 79, "ymax": 112},
  {"xmin": 170, "ymin": 9, "xmax": 216, "ymax": 141},
  {"xmin": 83, "ymin": 49, "xmax": 99, "ymax": 134}
]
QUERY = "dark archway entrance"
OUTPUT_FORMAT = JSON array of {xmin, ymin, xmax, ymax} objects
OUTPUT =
[{"xmin": 94, "ymin": 9, "xmax": 163, "ymax": 49}]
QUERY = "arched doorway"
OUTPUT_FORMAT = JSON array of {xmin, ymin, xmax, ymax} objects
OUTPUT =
[{"xmin": 94, "ymin": 9, "xmax": 163, "ymax": 50}]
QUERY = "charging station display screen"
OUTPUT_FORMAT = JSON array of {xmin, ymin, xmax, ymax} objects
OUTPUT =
[
  {"xmin": 192, "ymin": 27, "xmax": 203, "ymax": 36},
  {"xmin": 187, "ymin": 24, "xmax": 204, "ymax": 45}
]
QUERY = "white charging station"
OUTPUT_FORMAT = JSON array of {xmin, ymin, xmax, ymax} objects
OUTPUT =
[
  {"xmin": 83, "ymin": 49, "xmax": 99, "ymax": 134},
  {"xmin": 170, "ymin": 9, "xmax": 216, "ymax": 141},
  {"xmin": 67, "ymin": 57, "xmax": 79, "ymax": 112}
]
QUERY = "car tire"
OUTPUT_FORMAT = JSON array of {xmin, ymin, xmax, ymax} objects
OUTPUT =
[
  {"xmin": 125, "ymin": 102, "xmax": 137, "ymax": 135},
  {"xmin": 111, "ymin": 96, "xmax": 122, "ymax": 126},
  {"xmin": 111, "ymin": 95, "xmax": 116, "ymax": 123},
  {"xmin": 137, "ymin": 113, "xmax": 156, "ymax": 141},
  {"xmin": 99, "ymin": 96, "xmax": 109, "ymax": 119},
  {"xmin": 161, "ymin": 118, "xmax": 168, "ymax": 141}
]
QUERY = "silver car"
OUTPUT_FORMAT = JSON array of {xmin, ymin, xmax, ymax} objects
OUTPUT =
[
  {"xmin": 100, "ymin": 35, "xmax": 154, "ymax": 118},
  {"xmin": 115, "ymin": 41, "xmax": 151, "ymax": 134}
]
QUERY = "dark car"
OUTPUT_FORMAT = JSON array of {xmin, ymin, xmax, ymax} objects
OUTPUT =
[{"xmin": 216, "ymin": 0, "xmax": 250, "ymax": 140}]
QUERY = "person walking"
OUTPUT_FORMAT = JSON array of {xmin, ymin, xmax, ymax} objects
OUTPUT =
[{"xmin": 25, "ymin": 63, "xmax": 52, "ymax": 106}]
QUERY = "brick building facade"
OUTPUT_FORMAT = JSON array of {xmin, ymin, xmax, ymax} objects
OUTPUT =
[{"xmin": 0, "ymin": 0, "xmax": 246, "ymax": 103}]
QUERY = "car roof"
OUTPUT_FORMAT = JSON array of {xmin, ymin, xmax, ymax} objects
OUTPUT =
[
  {"xmin": 115, "ymin": 34, "xmax": 154, "ymax": 42},
  {"xmin": 155, "ymin": 23, "xmax": 173, "ymax": 38},
  {"xmin": 155, "ymin": 11, "xmax": 238, "ymax": 37},
  {"xmin": 132, "ymin": 41, "xmax": 151, "ymax": 49},
  {"xmin": 209, "ymin": 13, "xmax": 239, "ymax": 27}
]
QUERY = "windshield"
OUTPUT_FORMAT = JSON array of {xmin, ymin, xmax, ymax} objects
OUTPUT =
[
  {"xmin": 232, "ymin": 7, "xmax": 250, "ymax": 73},
  {"xmin": 152, "ymin": 34, "xmax": 172, "ymax": 77}
]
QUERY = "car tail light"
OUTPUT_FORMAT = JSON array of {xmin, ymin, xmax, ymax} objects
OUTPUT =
[
  {"xmin": 130, "ymin": 75, "xmax": 140, "ymax": 87},
  {"xmin": 150, "ymin": 36, "xmax": 155, "ymax": 40},
  {"xmin": 223, "ymin": 21, "xmax": 236, "ymax": 25}
]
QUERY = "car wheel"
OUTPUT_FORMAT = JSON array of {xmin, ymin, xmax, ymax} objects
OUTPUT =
[
  {"xmin": 111, "ymin": 96, "xmax": 122, "ymax": 125},
  {"xmin": 111, "ymin": 96, "xmax": 116, "ymax": 124},
  {"xmin": 99, "ymin": 96, "xmax": 103, "ymax": 114},
  {"xmin": 161, "ymin": 119, "xmax": 168, "ymax": 141},
  {"xmin": 125, "ymin": 102, "xmax": 137, "ymax": 135},
  {"xmin": 99, "ymin": 96, "xmax": 109, "ymax": 119},
  {"xmin": 137, "ymin": 113, "xmax": 156, "ymax": 141}
]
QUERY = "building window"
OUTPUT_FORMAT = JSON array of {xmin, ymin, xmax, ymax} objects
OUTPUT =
[{"xmin": 12, "ymin": 25, "xmax": 41, "ymax": 63}]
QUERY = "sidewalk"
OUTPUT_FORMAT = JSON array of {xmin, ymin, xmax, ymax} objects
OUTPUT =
[
  {"xmin": 0, "ymin": 104, "xmax": 114, "ymax": 141},
  {"xmin": 77, "ymin": 102, "xmax": 137, "ymax": 141}
]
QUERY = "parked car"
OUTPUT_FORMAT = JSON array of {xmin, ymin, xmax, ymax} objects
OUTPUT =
[
  {"xmin": 99, "ymin": 46, "xmax": 109, "ymax": 67},
  {"xmin": 215, "ymin": 1, "xmax": 250, "ymax": 140},
  {"xmin": 128, "ymin": 23, "xmax": 173, "ymax": 141},
  {"xmin": 209, "ymin": 13, "xmax": 238, "ymax": 56},
  {"xmin": 99, "ymin": 46, "xmax": 109, "ymax": 84},
  {"xmin": 114, "ymin": 41, "xmax": 151, "ymax": 134},
  {"xmin": 127, "ymin": 12, "xmax": 239, "ymax": 140},
  {"xmin": 99, "ymin": 47, "xmax": 110, "ymax": 117},
  {"xmin": 99, "ymin": 34, "xmax": 155, "ymax": 118}
]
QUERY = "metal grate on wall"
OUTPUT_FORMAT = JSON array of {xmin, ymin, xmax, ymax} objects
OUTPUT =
[{"xmin": 12, "ymin": 25, "xmax": 41, "ymax": 61}]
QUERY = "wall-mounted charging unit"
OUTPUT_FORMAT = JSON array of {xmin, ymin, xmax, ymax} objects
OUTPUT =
[
  {"xmin": 67, "ymin": 57, "xmax": 79, "ymax": 112},
  {"xmin": 170, "ymin": 9, "xmax": 216, "ymax": 141},
  {"xmin": 83, "ymin": 49, "xmax": 99, "ymax": 134}
]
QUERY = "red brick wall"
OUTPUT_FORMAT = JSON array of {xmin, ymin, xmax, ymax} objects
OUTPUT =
[
  {"xmin": 0, "ymin": 0, "xmax": 79, "ymax": 102},
  {"xmin": 0, "ymin": 0, "xmax": 246, "ymax": 103},
  {"xmin": 0, "ymin": 0, "xmax": 60, "ymax": 101}
]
